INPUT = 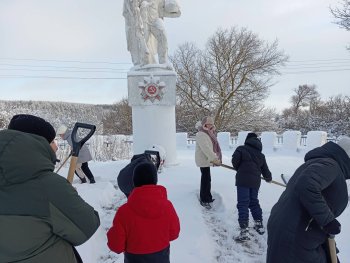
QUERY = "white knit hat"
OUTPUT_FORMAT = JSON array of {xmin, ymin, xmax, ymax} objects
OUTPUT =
[
  {"xmin": 56, "ymin": 125, "xmax": 68, "ymax": 135},
  {"xmin": 201, "ymin": 116, "xmax": 214, "ymax": 126},
  {"xmin": 337, "ymin": 136, "xmax": 350, "ymax": 158}
]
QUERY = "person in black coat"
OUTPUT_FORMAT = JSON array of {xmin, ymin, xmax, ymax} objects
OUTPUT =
[
  {"xmin": 231, "ymin": 132, "xmax": 272, "ymax": 241},
  {"xmin": 266, "ymin": 137, "xmax": 350, "ymax": 263},
  {"xmin": 117, "ymin": 150, "xmax": 162, "ymax": 198},
  {"xmin": 118, "ymin": 153, "xmax": 152, "ymax": 198}
]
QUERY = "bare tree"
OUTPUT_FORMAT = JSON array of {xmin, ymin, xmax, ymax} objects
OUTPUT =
[
  {"xmin": 102, "ymin": 99, "xmax": 132, "ymax": 135},
  {"xmin": 170, "ymin": 27, "xmax": 288, "ymax": 132},
  {"xmin": 331, "ymin": 0, "xmax": 350, "ymax": 50},
  {"xmin": 331, "ymin": 0, "xmax": 350, "ymax": 31},
  {"xmin": 281, "ymin": 85, "xmax": 320, "ymax": 132},
  {"xmin": 279, "ymin": 93, "xmax": 350, "ymax": 136},
  {"xmin": 290, "ymin": 84, "xmax": 320, "ymax": 114}
]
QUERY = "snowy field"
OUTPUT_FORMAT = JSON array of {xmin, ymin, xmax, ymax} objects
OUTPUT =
[{"xmin": 58, "ymin": 148, "xmax": 350, "ymax": 263}]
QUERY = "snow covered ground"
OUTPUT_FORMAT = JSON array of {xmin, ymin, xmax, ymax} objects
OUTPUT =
[{"xmin": 58, "ymin": 148, "xmax": 350, "ymax": 263}]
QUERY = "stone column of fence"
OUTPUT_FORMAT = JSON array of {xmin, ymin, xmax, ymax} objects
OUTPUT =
[
  {"xmin": 261, "ymin": 131, "xmax": 278, "ymax": 152},
  {"xmin": 176, "ymin": 132, "xmax": 188, "ymax": 149},
  {"xmin": 217, "ymin": 132, "xmax": 231, "ymax": 151},
  {"xmin": 305, "ymin": 131, "xmax": 327, "ymax": 150},
  {"xmin": 282, "ymin": 130, "xmax": 302, "ymax": 152},
  {"xmin": 236, "ymin": 131, "xmax": 252, "ymax": 147}
]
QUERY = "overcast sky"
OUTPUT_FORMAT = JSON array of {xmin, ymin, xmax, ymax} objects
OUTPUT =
[{"xmin": 0, "ymin": 0, "xmax": 349, "ymax": 112}]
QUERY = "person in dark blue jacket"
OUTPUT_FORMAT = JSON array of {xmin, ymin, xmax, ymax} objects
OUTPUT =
[
  {"xmin": 117, "ymin": 149, "xmax": 163, "ymax": 198},
  {"xmin": 267, "ymin": 137, "xmax": 350, "ymax": 263},
  {"xmin": 231, "ymin": 132, "xmax": 272, "ymax": 242},
  {"xmin": 117, "ymin": 153, "xmax": 153, "ymax": 198}
]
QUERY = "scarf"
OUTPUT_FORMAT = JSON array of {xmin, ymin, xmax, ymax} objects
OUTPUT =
[{"xmin": 199, "ymin": 126, "xmax": 222, "ymax": 162}]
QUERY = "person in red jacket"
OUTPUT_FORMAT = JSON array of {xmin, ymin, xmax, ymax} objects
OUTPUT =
[{"xmin": 107, "ymin": 161, "xmax": 180, "ymax": 263}]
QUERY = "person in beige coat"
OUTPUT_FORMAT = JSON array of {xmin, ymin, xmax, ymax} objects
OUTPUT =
[{"xmin": 195, "ymin": 116, "xmax": 222, "ymax": 209}]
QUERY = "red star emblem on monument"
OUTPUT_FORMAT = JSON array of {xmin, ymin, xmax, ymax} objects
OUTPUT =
[{"xmin": 138, "ymin": 75, "xmax": 166, "ymax": 102}]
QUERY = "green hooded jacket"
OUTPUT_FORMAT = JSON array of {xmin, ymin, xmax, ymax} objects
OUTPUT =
[{"xmin": 0, "ymin": 130, "xmax": 100, "ymax": 263}]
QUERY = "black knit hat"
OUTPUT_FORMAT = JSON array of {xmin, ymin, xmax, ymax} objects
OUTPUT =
[
  {"xmin": 133, "ymin": 162, "xmax": 158, "ymax": 187},
  {"xmin": 245, "ymin": 132, "xmax": 258, "ymax": 142},
  {"xmin": 8, "ymin": 114, "xmax": 56, "ymax": 143}
]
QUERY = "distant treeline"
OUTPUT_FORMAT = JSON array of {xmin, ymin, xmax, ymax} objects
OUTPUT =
[{"xmin": 0, "ymin": 100, "xmax": 115, "ymax": 135}]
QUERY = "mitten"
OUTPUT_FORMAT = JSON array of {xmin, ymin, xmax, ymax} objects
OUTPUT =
[
  {"xmin": 265, "ymin": 177, "xmax": 272, "ymax": 183},
  {"xmin": 212, "ymin": 159, "xmax": 221, "ymax": 166},
  {"xmin": 323, "ymin": 219, "xmax": 341, "ymax": 235}
]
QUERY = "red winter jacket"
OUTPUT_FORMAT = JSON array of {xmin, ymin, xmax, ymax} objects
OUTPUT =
[{"xmin": 107, "ymin": 185, "xmax": 180, "ymax": 254}]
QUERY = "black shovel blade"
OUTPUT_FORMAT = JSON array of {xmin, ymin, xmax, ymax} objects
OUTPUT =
[
  {"xmin": 144, "ymin": 150, "xmax": 161, "ymax": 170},
  {"xmin": 71, "ymin": 122, "xmax": 96, "ymax": 157}
]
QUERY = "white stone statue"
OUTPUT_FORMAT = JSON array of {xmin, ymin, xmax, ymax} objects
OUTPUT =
[
  {"xmin": 123, "ymin": 0, "xmax": 150, "ymax": 66},
  {"xmin": 123, "ymin": 0, "xmax": 181, "ymax": 67}
]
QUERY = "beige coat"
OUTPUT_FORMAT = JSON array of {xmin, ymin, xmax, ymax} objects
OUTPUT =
[{"xmin": 195, "ymin": 131, "xmax": 219, "ymax": 167}]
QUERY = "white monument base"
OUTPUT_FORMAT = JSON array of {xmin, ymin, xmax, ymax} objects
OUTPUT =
[
  {"xmin": 128, "ymin": 68, "xmax": 177, "ymax": 165},
  {"xmin": 132, "ymin": 106, "xmax": 177, "ymax": 165}
]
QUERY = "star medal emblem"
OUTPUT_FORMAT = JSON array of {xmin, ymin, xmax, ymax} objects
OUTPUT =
[{"xmin": 139, "ymin": 75, "xmax": 165, "ymax": 102}]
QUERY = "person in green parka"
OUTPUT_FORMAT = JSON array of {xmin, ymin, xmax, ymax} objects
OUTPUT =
[{"xmin": 0, "ymin": 114, "xmax": 100, "ymax": 263}]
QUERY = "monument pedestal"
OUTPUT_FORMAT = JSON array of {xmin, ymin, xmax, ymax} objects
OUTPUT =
[{"xmin": 128, "ymin": 67, "xmax": 177, "ymax": 165}]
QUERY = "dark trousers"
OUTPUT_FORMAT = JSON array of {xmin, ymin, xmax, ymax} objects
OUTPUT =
[
  {"xmin": 200, "ymin": 167, "xmax": 213, "ymax": 203},
  {"xmin": 124, "ymin": 246, "xmax": 170, "ymax": 263},
  {"xmin": 81, "ymin": 162, "xmax": 95, "ymax": 181},
  {"xmin": 236, "ymin": 186, "xmax": 262, "ymax": 227}
]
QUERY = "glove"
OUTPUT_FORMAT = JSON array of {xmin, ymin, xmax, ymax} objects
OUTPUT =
[
  {"xmin": 323, "ymin": 219, "xmax": 341, "ymax": 235},
  {"xmin": 265, "ymin": 177, "xmax": 272, "ymax": 183},
  {"xmin": 212, "ymin": 159, "xmax": 221, "ymax": 166}
]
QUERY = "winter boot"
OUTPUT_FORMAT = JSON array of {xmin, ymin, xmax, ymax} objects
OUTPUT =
[
  {"xmin": 200, "ymin": 200, "xmax": 212, "ymax": 209},
  {"xmin": 253, "ymin": 220, "xmax": 265, "ymax": 235},
  {"xmin": 235, "ymin": 222, "xmax": 250, "ymax": 242},
  {"xmin": 79, "ymin": 177, "xmax": 87, "ymax": 184},
  {"xmin": 89, "ymin": 177, "xmax": 96, "ymax": 184},
  {"xmin": 235, "ymin": 227, "xmax": 250, "ymax": 242}
]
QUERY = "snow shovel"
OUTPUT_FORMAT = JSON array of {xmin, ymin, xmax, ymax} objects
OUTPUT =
[
  {"xmin": 144, "ymin": 150, "xmax": 161, "ymax": 170},
  {"xmin": 281, "ymin": 173, "xmax": 291, "ymax": 185},
  {"xmin": 67, "ymin": 122, "xmax": 96, "ymax": 184},
  {"xmin": 219, "ymin": 163, "xmax": 286, "ymax": 187}
]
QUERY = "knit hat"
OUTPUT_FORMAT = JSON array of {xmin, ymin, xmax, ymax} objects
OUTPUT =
[
  {"xmin": 201, "ymin": 116, "xmax": 214, "ymax": 126},
  {"xmin": 56, "ymin": 125, "xmax": 68, "ymax": 135},
  {"xmin": 8, "ymin": 114, "xmax": 56, "ymax": 143},
  {"xmin": 337, "ymin": 136, "xmax": 350, "ymax": 158},
  {"xmin": 133, "ymin": 162, "xmax": 158, "ymax": 187},
  {"xmin": 245, "ymin": 132, "xmax": 258, "ymax": 142}
]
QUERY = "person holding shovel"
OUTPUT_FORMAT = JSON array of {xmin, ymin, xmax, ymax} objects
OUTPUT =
[
  {"xmin": 266, "ymin": 136, "xmax": 350, "ymax": 263},
  {"xmin": 0, "ymin": 114, "xmax": 100, "ymax": 263},
  {"xmin": 117, "ymin": 147, "xmax": 164, "ymax": 198},
  {"xmin": 231, "ymin": 132, "xmax": 272, "ymax": 242},
  {"xmin": 57, "ymin": 124, "xmax": 96, "ymax": 184},
  {"xmin": 195, "ymin": 116, "xmax": 222, "ymax": 209}
]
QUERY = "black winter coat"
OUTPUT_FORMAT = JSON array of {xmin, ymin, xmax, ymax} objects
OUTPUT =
[
  {"xmin": 267, "ymin": 142, "xmax": 350, "ymax": 263},
  {"xmin": 231, "ymin": 137, "xmax": 272, "ymax": 189},
  {"xmin": 117, "ymin": 153, "xmax": 152, "ymax": 197}
]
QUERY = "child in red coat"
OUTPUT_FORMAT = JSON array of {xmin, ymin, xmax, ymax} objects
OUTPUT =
[{"xmin": 107, "ymin": 162, "xmax": 180, "ymax": 263}]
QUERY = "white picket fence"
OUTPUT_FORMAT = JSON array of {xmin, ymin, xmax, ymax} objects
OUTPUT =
[
  {"xmin": 56, "ymin": 134, "xmax": 133, "ymax": 163},
  {"xmin": 55, "ymin": 130, "xmax": 337, "ymax": 165},
  {"xmin": 178, "ymin": 130, "xmax": 337, "ymax": 154}
]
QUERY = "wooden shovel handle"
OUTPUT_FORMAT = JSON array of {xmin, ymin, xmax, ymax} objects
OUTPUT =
[
  {"xmin": 328, "ymin": 236, "xmax": 337, "ymax": 263},
  {"xmin": 219, "ymin": 163, "xmax": 286, "ymax": 187},
  {"xmin": 67, "ymin": 156, "xmax": 78, "ymax": 184}
]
